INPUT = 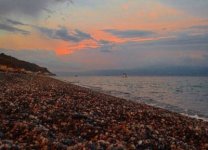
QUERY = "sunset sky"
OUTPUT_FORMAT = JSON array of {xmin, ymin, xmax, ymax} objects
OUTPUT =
[{"xmin": 0, "ymin": 0, "xmax": 208, "ymax": 74}]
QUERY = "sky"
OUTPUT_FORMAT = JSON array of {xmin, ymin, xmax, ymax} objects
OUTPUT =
[{"xmin": 0, "ymin": 0, "xmax": 208, "ymax": 75}]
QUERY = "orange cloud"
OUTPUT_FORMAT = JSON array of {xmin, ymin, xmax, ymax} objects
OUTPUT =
[
  {"xmin": 122, "ymin": 3, "xmax": 129, "ymax": 10},
  {"xmin": 55, "ymin": 39, "xmax": 99, "ymax": 55},
  {"xmin": 1, "ymin": 0, "xmax": 207, "ymax": 57}
]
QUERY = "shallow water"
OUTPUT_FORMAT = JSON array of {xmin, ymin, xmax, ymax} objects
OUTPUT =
[{"xmin": 58, "ymin": 76, "xmax": 208, "ymax": 119}]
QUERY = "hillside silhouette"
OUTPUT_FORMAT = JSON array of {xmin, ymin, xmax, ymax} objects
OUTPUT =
[{"xmin": 0, "ymin": 53, "xmax": 55, "ymax": 75}]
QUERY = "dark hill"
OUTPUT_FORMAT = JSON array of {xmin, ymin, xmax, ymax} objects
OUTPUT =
[{"xmin": 0, "ymin": 53, "xmax": 55, "ymax": 75}]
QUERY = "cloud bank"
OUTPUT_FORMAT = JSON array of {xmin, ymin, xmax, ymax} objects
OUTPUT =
[
  {"xmin": 104, "ymin": 29, "xmax": 156, "ymax": 38},
  {"xmin": 37, "ymin": 26, "xmax": 93, "ymax": 43},
  {"xmin": 0, "ymin": 23, "xmax": 30, "ymax": 35},
  {"xmin": 0, "ymin": 0, "xmax": 73, "ymax": 17}
]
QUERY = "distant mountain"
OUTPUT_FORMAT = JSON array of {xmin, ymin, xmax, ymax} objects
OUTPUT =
[
  {"xmin": 0, "ymin": 53, "xmax": 55, "ymax": 75},
  {"xmin": 57, "ymin": 66, "xmax": 208, "ymax": 76}
]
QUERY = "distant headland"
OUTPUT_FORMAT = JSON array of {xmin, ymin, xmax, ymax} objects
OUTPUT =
[{"xmin": 0, "ymin": 53, "xmax": 55, "ymax": 76}]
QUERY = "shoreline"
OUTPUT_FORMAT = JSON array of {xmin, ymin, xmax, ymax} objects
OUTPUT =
[
  {"xmin": 0, "ymin": 73, "xmax": 208, "ymax": 149},
  {"xmin": 56, "ymin": 76, "xmax": 208, "ymax": 122}
]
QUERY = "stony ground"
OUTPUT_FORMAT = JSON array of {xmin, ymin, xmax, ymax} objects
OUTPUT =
[{"xmin": 0, "ymin": 73, "xmax": 208, "ymax": 149}]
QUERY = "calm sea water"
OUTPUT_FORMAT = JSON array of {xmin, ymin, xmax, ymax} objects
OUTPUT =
[{"xmin": 58, "ymin": 76, "xmax": 208, "ymax": 120}]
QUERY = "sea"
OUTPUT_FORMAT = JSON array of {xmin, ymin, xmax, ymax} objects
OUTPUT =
[{"xmin": 58, "ymin": 76, "xmax": 208, "ymax": 121}]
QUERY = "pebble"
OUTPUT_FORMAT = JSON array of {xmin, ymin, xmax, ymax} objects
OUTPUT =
[
  {"xmin": 138, "ymin": 140, "xmax": 143, "ymax": 145},
  {"xmin": 62, "ymin": 138, "xmax": 74, "ymax": 146},
  {"xmin": 0, "ymin": 132, "xmax": 4, "ymax": 139},
  {"xmin": 0, "ymin": 72, "xmax": 207, "ymax": 149}
]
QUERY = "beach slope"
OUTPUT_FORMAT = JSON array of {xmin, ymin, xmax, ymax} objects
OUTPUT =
[{"xmin": 0, "ymin": 73, "xmax": 208, "ymax": 149}]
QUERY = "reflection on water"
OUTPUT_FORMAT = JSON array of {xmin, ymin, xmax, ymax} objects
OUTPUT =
[{"xmin": 59, "ymin": 76, "xmax": 208, "ymax": 119}]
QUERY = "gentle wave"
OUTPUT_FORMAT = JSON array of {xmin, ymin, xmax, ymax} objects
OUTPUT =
[{"xmin": 58, "ymin": 76, "xmax": 208, "ymax": 120}]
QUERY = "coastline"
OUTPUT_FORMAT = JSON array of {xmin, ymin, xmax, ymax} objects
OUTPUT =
[
  {"xmin": 56, "ymin": 76, "xmax": 208, "ymax": 122},
  {"xmin": 0, "ymin": 73, "xmax": 208, "ymax": 149}
]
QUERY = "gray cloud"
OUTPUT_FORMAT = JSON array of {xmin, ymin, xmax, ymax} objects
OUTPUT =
[
  {"xmin": 0, "ymin": 0, "xmax": 73, "ymax": 17},
  {"xmin": 0, "ymin": 0, "xmax": 49, "ymax": 16},
  {"xmin": 98, "ymin": 40, "xmax": 115, "ymax": 53},
  {"xmin": 104, "ymin": 29, "xmax": 156, "ymax": 38},
  {"xmin": 74, "ymin": 29, "xmax": 93, "ymax": 40},
  {"xmin": 99, "ymin": 40, "xmax": 112, "ymax": 45},
  {"xmin": 43, "ymin": 8, "xmax": 55, "ymax": 14},
  {"xmin": 147, "ymin": 33, "xmax": 208, "ymax": 46},
  {"xmin": 37, "ymin": 26, "xmax": 93, "ymax": 42},
  {"xmin": 189, "ymin": 25, "xmax": 208, "ymax": 30},
  {"xmin": 6, "ymin": 18, "xmax": 28, "ymax": 26},
  {"xmin": 0, "ymin": 23, "xmax": 30, "ymax": 35}
]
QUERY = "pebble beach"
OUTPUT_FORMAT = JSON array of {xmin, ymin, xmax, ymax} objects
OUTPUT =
[{"xmin": 0, "ymin": 73, "xmax": 208, "ymax": 149}]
